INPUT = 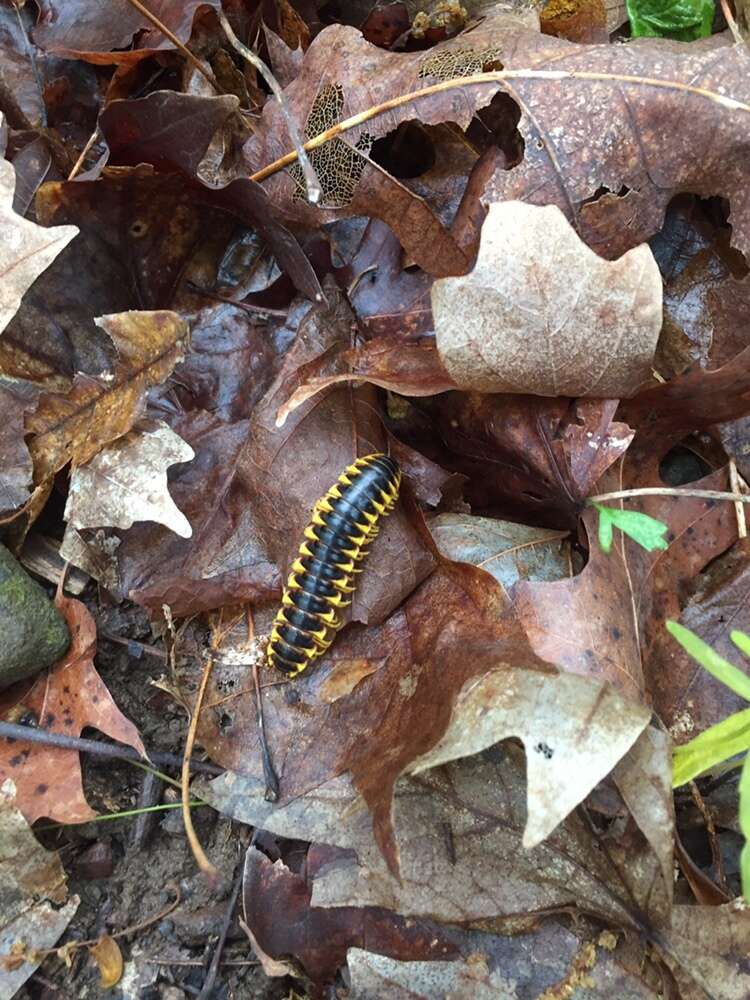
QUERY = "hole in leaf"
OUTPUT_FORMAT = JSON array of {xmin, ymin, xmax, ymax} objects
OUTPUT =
[
  {"xmin": 659, "ymin": 442, "xmax": 713, "ymax": 485},
  {"xmin": 369, "ymin": 121, "xmax": 436, "ymax": 178}
]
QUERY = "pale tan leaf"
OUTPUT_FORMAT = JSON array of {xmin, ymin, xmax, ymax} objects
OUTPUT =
[
  {"xmin": 88, "ymin": 935, "xmax": 123, "ymax": 989},
  {"xmin": 432, "ymin": 201, "xmax": 662, "ymax": 397},
  {"xmin": 65, "ymin": 423, "xmax": 194, "ymax": 538},
  {"xmin": 0, "ymin": 140, "xmax": 78, "ymax": 338},
  {"xmin": 26, "ymin": 311, "xmax": 188, "ymax": 486},
  {"xmin": 0, "ymin": 782, "xmax": 78, "ymax": 1000}
]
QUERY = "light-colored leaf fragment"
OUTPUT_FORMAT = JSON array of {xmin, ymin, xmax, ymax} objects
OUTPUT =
[
  {"xmin": 27, "ymin": 311, "xmax": 188, "ymax": 486},
  {"xmin": 430, "ymin": 513, "xmax": 570, "ymax": 588},
  {"xmin": 0, "ymin": 781, "xmax": 78, "ymax": 1000},
  {"xmin": 0, "ymin": 138, "xmax": 78, "ymax": 338},
  {"xmin": 432, "ymin": 201, "xmax": 662, "ymax": 397},
  {"xmin": 65, "ymin": 423, "xmax": 194, "ymax": 538},
  {"xmin": 89, "ymin": 935, "xmax": 123, "ymax": 989},
  {"xmin": 347, "ymin": 948, "xmax": 512, "ymax": 1000},
  {"xmin": 594, "ymin": 504, "xmax": 669, "ymax": 553},
  {"xmin": 410, "ymin": 667, "xmax": 650, "ymax": 848}
]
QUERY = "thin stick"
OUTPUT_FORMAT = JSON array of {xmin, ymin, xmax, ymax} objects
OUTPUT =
[
  {"xmin": 217, "ymin": 7, "xmax": 320, "ymax": 203},
  {"xmin": 589, "ymin": 488, "xmax": 750, "ymax": 505},
  {"xmin": 67, "ymin": 128, "xmax": 99, "ymax": 180},
  {"xmin": 720, "ymin": 0, "xmax": 744, "ymax": 43},
  {"xmin": 123, "ymin": 0, "xmax": 221, "ymax": 92},
  {"xmin": 249, "ymin": 69, "xmax": 750, "ymax": 184},
  {"xmin": 729, "ymin": 459, "xmax": 747, "ymax": 539},
  {"xmin": 0, "ymin": 721, "xmax": 222, "ymax": 775},
  {"xmin": 253, "ymin": 657, "xmax": 279, "ymax": 802},
  {"xmin": 197, "ymin": 864, "xmax": 243, "ymax": 1000},
  {"xmin": 12, "ymin": 2, "xmax": 46, "ymax": 128},
  {"xmin": 182, "ymin": 652, "xmax": 219, "ymax": 882}
]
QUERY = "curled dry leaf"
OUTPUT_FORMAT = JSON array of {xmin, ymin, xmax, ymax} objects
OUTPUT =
[
  {"xmin": 65, "ymin": 422, "xmax": 195, "ymax": 539},
  {"xmin": 0, "ymin": 149, "xmax": 78, "ymax": 338},
  {"xmin": 26, "ymin": 311, "xmax": 188, "ymax": 487},
  {"xmin": 432, "ymin": 202, "xmax": 663, "ymax": 397},
  {"xmin": 0, "ymin": 786, "xmax": 78, "ymax": 1000},
  {"xmin": 0, "ymin": 594, "xmax": 144, "ymax": 824}
]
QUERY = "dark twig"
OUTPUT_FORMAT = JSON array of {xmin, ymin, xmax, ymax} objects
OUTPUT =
[
  {"xmin": 253, "ymin": 652, "xmax": 279, "ymax": 802},
  {"xmin": 0, "ymin": 721, "xmax": 223, "ymax": 776},
  {"xmin": 197, "ymin": 863, "xmax": 244, "ymax": 1000},
  {"xmin": 131, "ymin": 770, "xmax": 165, "ymax": 849}
]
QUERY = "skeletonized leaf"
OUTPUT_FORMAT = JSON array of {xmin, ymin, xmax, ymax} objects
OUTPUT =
[
  {"xmin": 26, "ymin": 311, "xmax": 188, "ymax": 486},
  {"xmin": 65, "ymin": 423, "xmax": 194, "ymax": 538},
  {"xmin": 432, "ymin": 201, "xmax": 662, "ymax": 397},
  {"xmin": 0, "ymin": 145, "xmax": 78, "ymax": 337}
]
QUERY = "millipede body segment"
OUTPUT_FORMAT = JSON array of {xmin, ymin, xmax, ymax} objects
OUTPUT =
[{"xmin": 267, "ymin": 453, "xmax": 402, "ymax": 677}]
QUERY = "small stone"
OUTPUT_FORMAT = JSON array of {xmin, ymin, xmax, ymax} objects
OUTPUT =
[
  {"xmin": 0, "ymin": 543, "xmax": 69, "ymax": 689},
  {"xmin": 75, "ymin": 839, "xmax": 113, "ymax": 880}
]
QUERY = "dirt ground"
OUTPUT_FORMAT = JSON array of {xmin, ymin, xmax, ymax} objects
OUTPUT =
[{"xmin": 18, "ymin": 600, "xmax": 289, "ymax": 1000}]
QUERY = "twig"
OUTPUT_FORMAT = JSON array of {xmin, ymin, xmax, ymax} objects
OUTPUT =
[
  {"xmin": 217, "ymin": 7, "xmax": 321, "ymax": 203},
  {"xmin": 249, "ymin": 69, "xmax": 750, "ymax": 184},
  {"xmin": 122, "ymin": 0, "xmax": 221, "ymax": 93},
  {"xmin": 729, "ymin": 459, "xmax": 747, "ymax": 539},
  {"xmin": 253, "ymin": 657, "xmax": 279, "ymax": 802},
  {"xmin": 182, "ymin": 652, "xmax": 219, "ymax": 882},
  {"xmin": 197, "ymin": 864, "xmax": 243, "ymax": 1000},
  {"xmin": 67, "ymin": 128, "xmax": 100, "ymax": 181},
  {"xmin": 720, "ymin": 0, "xmax": 744, "ymax": 43},
  {"xmin": 0, "ymin": 721, "xmax": 223, "ymax": 775},
  {"xmin": 185, "ymin": 281, "xmax": 288, "ymax": 317},
  {"xmin": 146, "ymin": 958, "xmax": 259, "ymax": 967},
  {"xmin": 12, "ymin": 2, "xmax": 46, "ymax": 128},
  {"xmin": 588, "ymin": 488, "xmax": 750, "ymax": 505},
  {"xmin": 131, "ymin": 770, "xmax": 164, "ymax": 849},
  {"xmin": 99, "ymin": 629, "xmax": 168, "ymax": 661}
]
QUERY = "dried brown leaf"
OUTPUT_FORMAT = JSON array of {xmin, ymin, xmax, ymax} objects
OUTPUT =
[
  {"xmin": 0, "ymin": 594, "xmax": 145, "ymax": 824},
  {"xmin": 26, "ymin": 311, "xmax": 187, "ymax": 486},
  {"xmin": 0, "ymin": 379, "xmax": 39, "ymax": 514},
  {"xmin": 432, "ymin": 202, "xmax": 662, "ymax": 397}
]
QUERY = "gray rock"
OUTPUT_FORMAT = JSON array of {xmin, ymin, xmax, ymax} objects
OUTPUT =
[{"xmin": 0, "ymin": 543, "xmax": 70, "ymax": 688}]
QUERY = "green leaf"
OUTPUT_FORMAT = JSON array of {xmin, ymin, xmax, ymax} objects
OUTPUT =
[
  {"xmin": 593, "ymin": 503, "xmax": 669, "ymax": 553},
  {"xmin": 732, "ymin": 630, "xmax": 750, "ymax": 660},
  {"xmin": 672, "ymin": 707, "xmax": 750, "ymax": 786},
  {"xmin": 667, "ymin": 621, "xmax": 750, "ymax": 702},
  {"xmin": 626, "ymin": 0, "xmax": 714, "ymax": 40}
]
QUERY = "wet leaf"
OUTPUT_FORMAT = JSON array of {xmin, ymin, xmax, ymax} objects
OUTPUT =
[
  {"xmin": 64, "ymin": 423, "xmax": 194, "ymax": 538},
  {"xmin": 432, "ymin": 202, "xmax": 662, "ymax": 397},
  {"xmin": 0, "ymin": 149, "xmax": 78, "ymax": 338},
  {"xmin": 0, "ymin": 594, "xmax": 145, "ymax": 824},
  {"xmin": 0, "ymin": 379, "xmax": 39, "ymax": 514}
]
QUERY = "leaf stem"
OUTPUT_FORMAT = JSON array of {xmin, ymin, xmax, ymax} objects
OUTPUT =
[
  {"xmin": 249, "ymin": 69, "xmax": 750, "ymax": 184},
  {"xmin": 588, "ymin": 487, "xmax": 750, "ymax": 504}
]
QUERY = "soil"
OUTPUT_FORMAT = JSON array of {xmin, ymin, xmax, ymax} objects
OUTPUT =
[{"xmin": 17, "ymin": 600, "xmax": 289, "ymax": 1000}]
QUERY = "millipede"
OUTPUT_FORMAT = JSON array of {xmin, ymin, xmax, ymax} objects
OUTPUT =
[{"xmin": 267, "ymin": 453, "xmax": 402, "ymax": 677}]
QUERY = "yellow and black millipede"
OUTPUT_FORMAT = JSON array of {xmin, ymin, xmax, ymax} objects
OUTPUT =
[{"xmin": 267, "ymin": 453, "xmax": 401, "ymax": 677}]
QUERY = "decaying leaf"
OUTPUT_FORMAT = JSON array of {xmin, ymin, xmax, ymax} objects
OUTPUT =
[
  {"xmin": 26, "ymin": 311, "xmax": 188, "ymax": 487},
  {"xmin": 88, "ymin": 935, "xmax": 123, "ymax": 989},
  {"xmin": 0, "ymin": 594, "xmax": 145, "ymax": 824},
  {"xmin": 0, "ymin": 379, "xmax": 39, "ymax": 514},
  {"xmin": 0, "ymin": 783, "xmax": 78, "ymax": 1000},
  {"xmin": 432, "ymin": 202, "xmax": 663, "ymax": 397},
  {"xmin": 0, "ymin": 147, "xmax": 78, "ymax": 338},
  {"xmin": 65, "ymin": 422, "xmax": 194, "ymax": 538}
]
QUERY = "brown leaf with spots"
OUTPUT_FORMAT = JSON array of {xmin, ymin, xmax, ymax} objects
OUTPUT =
[
  {"xmin": 26, "ymin": 310, "xmax": 187, "ymax": 486},
  {"xmin": 0, "ymin": 594, "xmax": 144, "ymax": 824}
]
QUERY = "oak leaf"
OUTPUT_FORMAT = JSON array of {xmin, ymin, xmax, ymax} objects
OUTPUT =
[
  {"xmin": 64, "ymin": 423, "xmax": 194, "ymax": 538},
  {"xmin": 0, "ymin": 148, "xmax": 78, "ymax": 338},
  {"xmin": 0, "ymin": 593, "xmax": 145, "ymax": 824},
  {"xmin": 26, "ymin": 311, "xmax": 188, "ymax": 486},
  {"xmin": 432, "ymin": 201, "xmax": 663, "ymax": 397}
]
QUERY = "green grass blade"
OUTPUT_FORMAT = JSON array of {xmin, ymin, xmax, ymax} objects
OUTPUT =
[
  {"xmin": 667, "ymin": 621, "xmax": 750, "ymax": 702},
  {"xmin": 731, "ymin": 630, "xmax": 750, "ymax": 661},
  {"xmin": 740, "ymin": 751, "xmax": 750, "ymax": 903},
  {"xmin": 672, "ymin": 707, "xmax": 750, "ymax": 786}
]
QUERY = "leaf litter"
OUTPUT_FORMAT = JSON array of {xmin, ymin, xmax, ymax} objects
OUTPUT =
[{"xmin": 1, "ymin": 1, "xmax": 750, "ymax": 997}]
